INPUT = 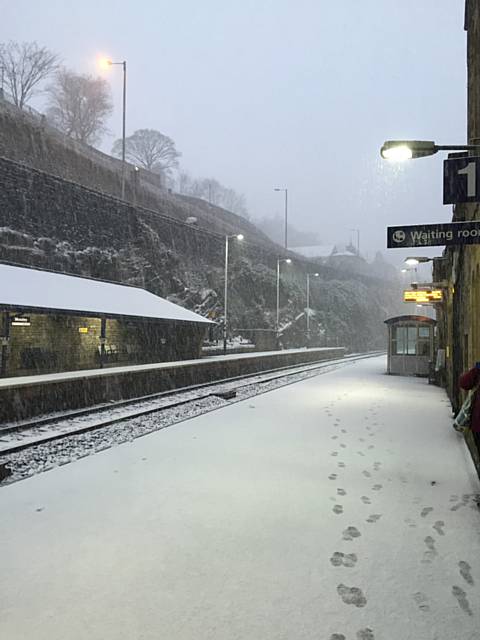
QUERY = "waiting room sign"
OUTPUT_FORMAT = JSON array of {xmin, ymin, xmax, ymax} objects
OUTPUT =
[{"xmin": 387, "ymin": 221, "xmax": 480, "ymax": 248}]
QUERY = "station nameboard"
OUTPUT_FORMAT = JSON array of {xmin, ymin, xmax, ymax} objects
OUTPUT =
[
  {"xmin": 403, "ymin": 289, "xmax": 443, "ymax": 303},
  {"xmin": 387, "ymin": 221, "xmax": 480, "ymax": 248}
]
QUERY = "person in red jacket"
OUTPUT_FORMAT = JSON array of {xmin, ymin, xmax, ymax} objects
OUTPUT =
[{"xmin": 459, "ymin": 364, "xmax": 480, "ymax": 450}]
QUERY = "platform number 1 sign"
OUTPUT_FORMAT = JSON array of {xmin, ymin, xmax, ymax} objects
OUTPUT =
[{"xmin": 444, "ymin": 156, "xmax": 480, "ymax": 204}]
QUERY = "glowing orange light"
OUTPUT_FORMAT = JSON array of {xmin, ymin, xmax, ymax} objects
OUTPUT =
[
  {"xmin": 403, "ymin": 289, "xmax": 443, "ymax": 303},
  {"xmin": 98, "ymin": 57, "xmax": 112, "ymax": 70}
]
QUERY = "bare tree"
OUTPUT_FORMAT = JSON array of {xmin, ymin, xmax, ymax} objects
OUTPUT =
[
  {"xmin": 221, "ymin": 188, "xmax": 249, "ymax": 218},
  {"xmin": 0, "ymin": 41, "xmax": 59, "ymax": 108},
  {"xmin": 112, "ymin": 129, "xmax": 181, "ymax": 175},
  {"xmin": 46, "ymin": 69, "xmax": 112, "ymax": 145},
  {"xmin": 177, "ymin": 172, "xmax": 249, "ymax": 217}
]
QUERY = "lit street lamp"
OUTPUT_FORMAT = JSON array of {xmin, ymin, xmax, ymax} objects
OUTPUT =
[
  {"xmin": 274, "ymin": 187, "xmax": 288, "ymax": 249},
  {"xmin": 103, "ymin": 58, "xmax": 127, "ymax": 199},
  {"xmin": 380, "ymin": 139, "xmax": 480, "ymax": 161},
  {"xmin": 306, "ymin": 272, "xmax": 319, "ymax": 341},
  {"xmin": 276, "ymin": 258, "xmax": 292, "ymax": 337},
  {"xmin": 223, "ymin": 233, "xmax": 244, "ymax": 354},
  {"xmin": 404, "ymin": 256, "xmax": 435, "ymax": 266}
]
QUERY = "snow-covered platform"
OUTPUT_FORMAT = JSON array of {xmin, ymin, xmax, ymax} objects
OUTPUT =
[
  {"xmin": 0, "ymin": 346, "xmax": 344, "ymax": 423},
  {"xmin": 1, "ymin": 356, "xmax": 479, "ymax": 640}
]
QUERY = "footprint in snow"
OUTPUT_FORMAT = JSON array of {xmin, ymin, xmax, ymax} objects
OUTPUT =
[
  {"xmin": 452, "ymin": 585, "xmax": 473, "ymax": 616},
  {"xmin": 333, "ymin": 505, "xmax": 344, "ymax": 515},
  {"xmin": 459, "ymin": 561, "xmax": 474, "ymax": 586},
  {"xmin": 366, "ymin": 514, "xmax": 382, "ymax": 523},
  {"xmin": 330, "ymin": 551, "xmax": 357, "ymax": 567},
  {"xmin": 433, "ymin": 521, "xmax": 445, "ymax": 536},
  {"xmin": 356, "ymin": 629, "xmax": 375, "ymax": 640},
  {"xmin": 337, "ymin": 584, "xmax": 367, "ymax": 608},
  {"xmin": 413, "ymin": 591, "xmax": 430, "ymax": 612},
  {"xmin": 342, "ymin": 526, "xmax": 361, "ymax": 541}
]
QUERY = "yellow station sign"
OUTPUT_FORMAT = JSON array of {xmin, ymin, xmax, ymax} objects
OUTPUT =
[{"xmin": 403, "ymin": 289, "xmax": 443, "ymax": 303}]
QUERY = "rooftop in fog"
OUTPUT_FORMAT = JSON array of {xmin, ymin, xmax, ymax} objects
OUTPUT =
[
  {"xmin": 292, "ymin": 245, "xmax": 337, "ymax": 259},
  {"xmin": 0, "ymin": 263, "xmax": 211, "ymax": 324}
]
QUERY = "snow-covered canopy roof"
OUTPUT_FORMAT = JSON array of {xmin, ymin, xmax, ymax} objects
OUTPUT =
[
  {"xmin": 0, "ymin": 264, "xmax": 212, "ymax": 324},
  {"xmin": 384, "ymin": 315, "xmax": 436, "ymax": 325},
  {"xmin": 292, "ymin": 245, "xmax": 336, "ymax": 258}
]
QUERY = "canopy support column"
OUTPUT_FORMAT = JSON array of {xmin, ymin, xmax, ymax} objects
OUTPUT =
[
  {"xmin": 1, "ymin": 313, "xmax": 10, "ymax": 377},
  {"xmin": 99, "ymin": 318, "xmax": 107, "ymax": 369}
]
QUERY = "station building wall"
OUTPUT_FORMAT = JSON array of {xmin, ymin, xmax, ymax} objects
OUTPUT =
[{"xmin": 1, "ymin": 312, "xmax": 207, "ymax": 377}]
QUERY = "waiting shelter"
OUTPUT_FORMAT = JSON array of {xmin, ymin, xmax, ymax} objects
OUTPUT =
[
  {"xmin": 384, "ymin": 315, "xmax": 436, "ymax": 377},
  {"xmin": 0, "ymin": 263, "xmax": 212, "ymax": 377}
]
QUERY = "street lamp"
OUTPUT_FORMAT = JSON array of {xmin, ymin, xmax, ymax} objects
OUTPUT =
[
  {"xmin": 223, "ymin": 233, "xmax": 244, "ymax": 354},
  {"xmin": 103, "ymin": 58, "xmax": 127, "ymax": 199},
  {"xmin": 274, "ymin": 187, "xmax": 288, "ymax": 249},
  {"xmin": 380, "ymin": 139, "xmax": 480, "ymax": 161},
  {"xmin": 306, "ymin": 272, "xmax": 319, "ymax": 342},
  {"xmin": 276, "ymin": 258, "xmax": 292, "ymax": 337},
  {"xmin": 405, "ymin": 257, "xmax": 435, "ymax": 266}
]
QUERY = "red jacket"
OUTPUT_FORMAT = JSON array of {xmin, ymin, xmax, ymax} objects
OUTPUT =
[{"xmin": 459, "ymin": 367, "xmax": 480, "ymax": 433}]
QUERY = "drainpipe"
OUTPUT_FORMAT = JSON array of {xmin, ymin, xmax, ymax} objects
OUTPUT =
[
  {"xmin": 99, "ymin": 317, "xmax": 107, "ymax": 368},
  {"xmin": 0, "ymin": 313, "xmax": 10, "ymax": 377}
]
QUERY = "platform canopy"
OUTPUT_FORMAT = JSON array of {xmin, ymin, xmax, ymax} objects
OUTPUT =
[
  {"xmin": 0, "ymin": 264, "xmax": 212, "ymax": 324},
  {"xmin": 384, "ymin": 315, "xmax": 437, "ymax": 325}
]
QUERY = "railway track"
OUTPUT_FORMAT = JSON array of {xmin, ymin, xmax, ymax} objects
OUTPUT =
[{"xmin": 0, "ymin": 352, "xmax": 383, "ymax": 458}]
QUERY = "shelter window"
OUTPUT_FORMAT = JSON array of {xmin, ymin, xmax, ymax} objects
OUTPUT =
[
  {"xmin": 393, "ymin": 325, "xmax": 417, "ymax": 355},
  {"xmin": 417, "ymin": 325, "xmax": 431, "ymax": 356}
]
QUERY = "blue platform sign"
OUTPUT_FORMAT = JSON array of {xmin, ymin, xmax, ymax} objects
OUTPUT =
[
  {"xmin": 387, "ymin": 221, "xmax": 480, "ymax": 248},
  {"xmin": 444, "ymin": 156, "xmax": 480, "ymax": 204}
]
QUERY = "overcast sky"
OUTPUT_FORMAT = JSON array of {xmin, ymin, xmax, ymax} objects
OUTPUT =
[{"xmin": 1, "ymin": 0, "xmax": 467, "ymax": 263}]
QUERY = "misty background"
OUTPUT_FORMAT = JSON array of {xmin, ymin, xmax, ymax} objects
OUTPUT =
[{"xmin": 1, "ymin": 0, "xmax": 466, "ymax": 272}]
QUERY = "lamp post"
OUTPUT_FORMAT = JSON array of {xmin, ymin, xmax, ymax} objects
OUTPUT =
[
  {"xmin": 274, "ymin": 187, "xmax": 288, "ymax": 249},
  {"xmin": 104, "ymin": 58, "xmax": 127, "ymax": 199},
  {"xmin": 276, "ymin": 258, "xmax": 292, "ymax": 337},
  {"xmin": 306, "ymin": 272, "xmax": 319, "ymax": 342},
  {"xmin": 223, "ymin": 233, "xmax": 244, "ymax": 354},
  {"xmin": 380, "ymin": 139, "xmax": 480, "ymax": 161}
]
